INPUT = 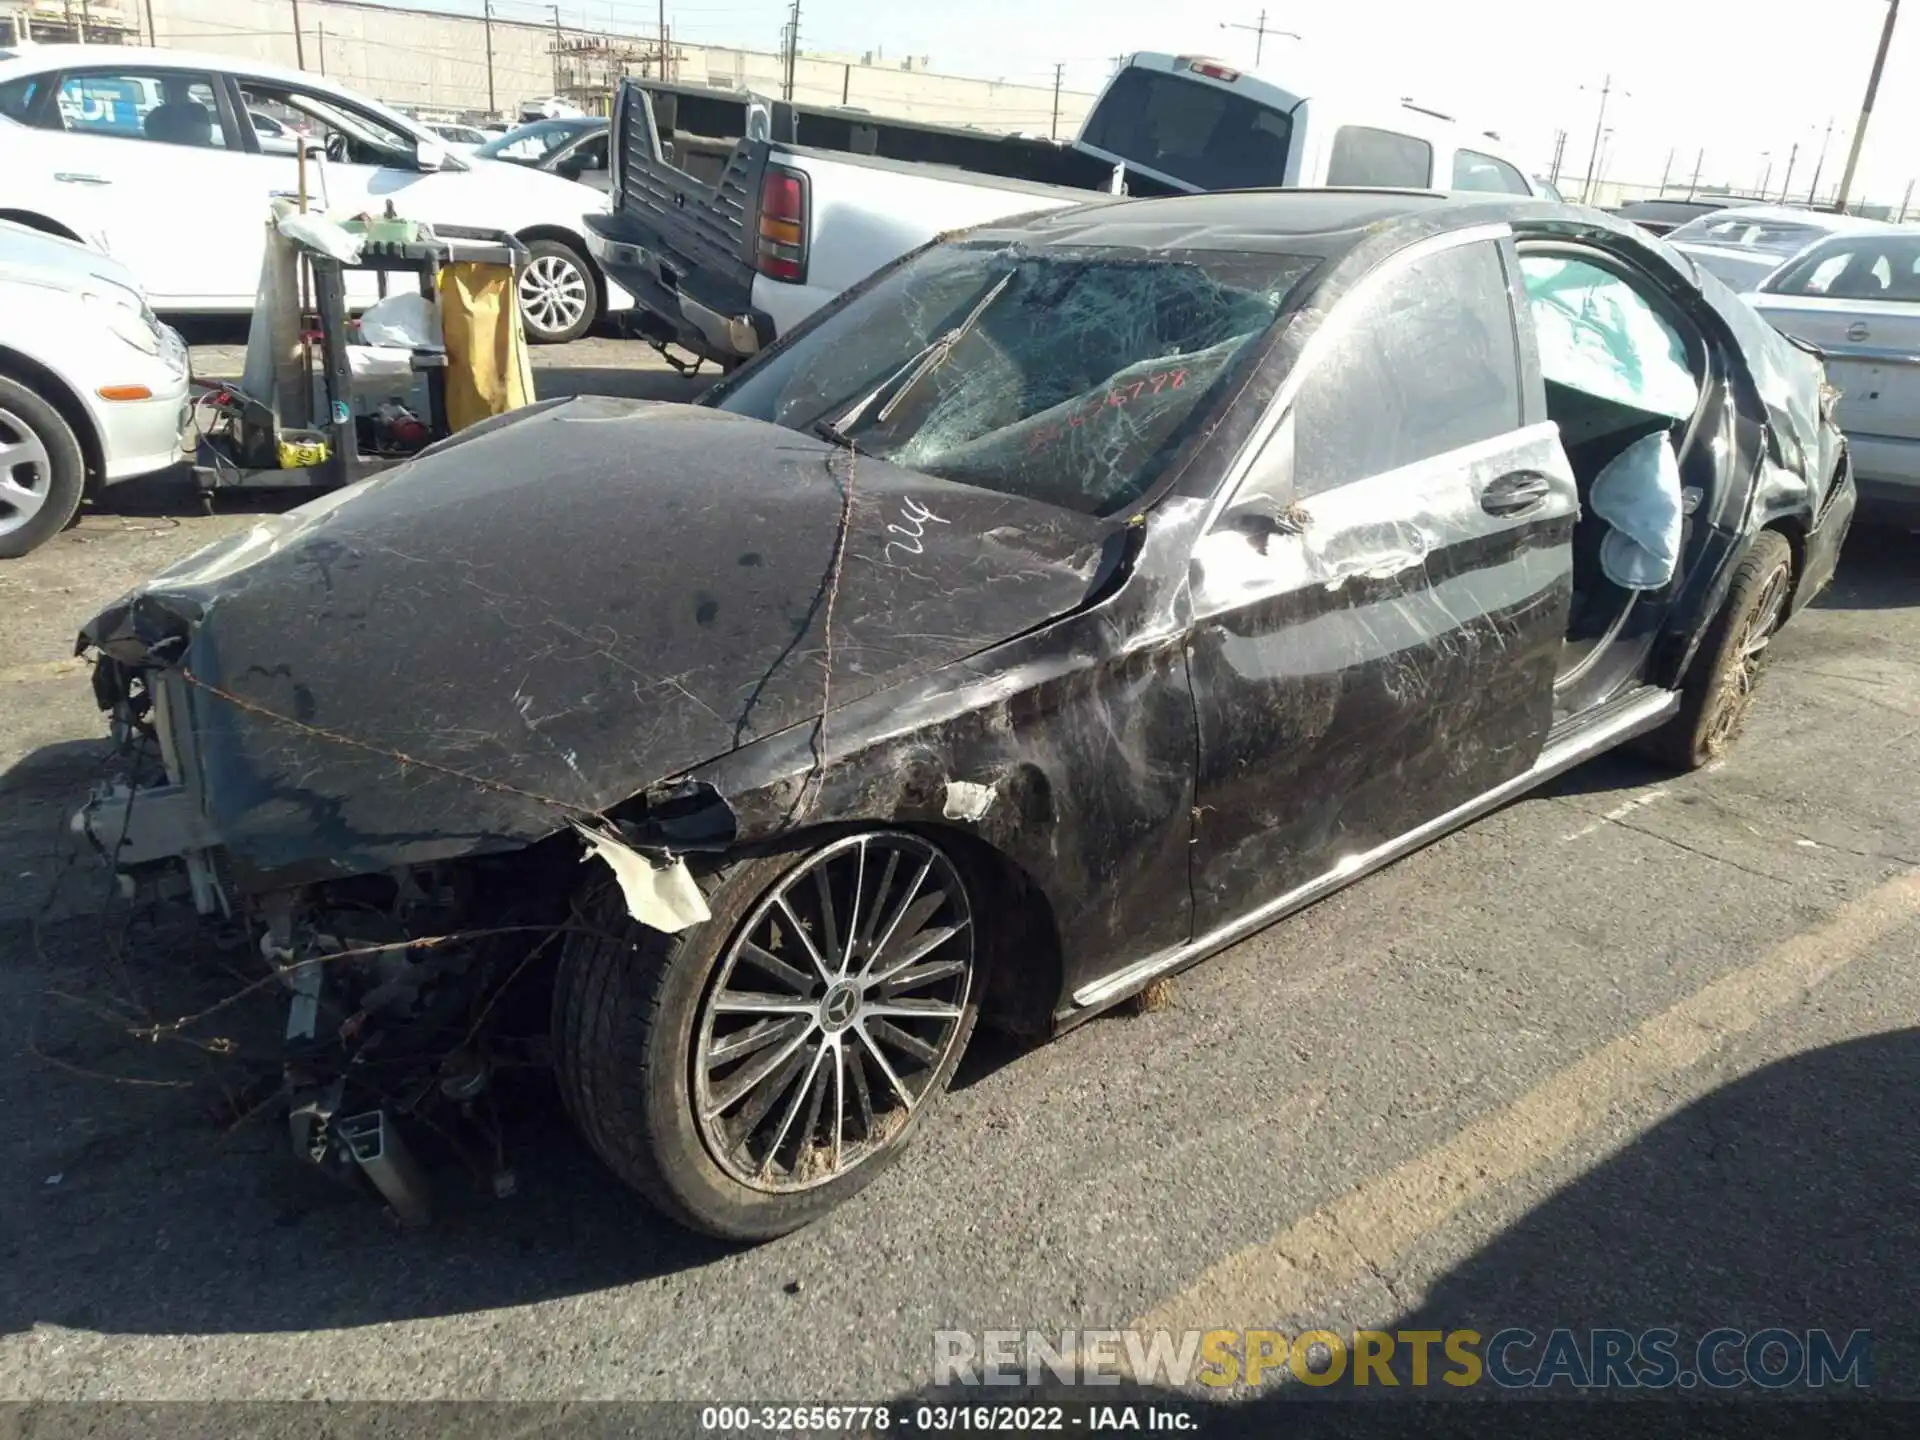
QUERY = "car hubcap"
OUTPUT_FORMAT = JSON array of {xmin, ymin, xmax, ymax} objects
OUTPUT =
[
  {"xmin": 518, "ymin": 253, "xmax": 588, "ymax": 335},
  {"xmin": 1708, "ymin": 563, "xmax": 1789, "ymax": 749},
  {"xmin": 694, "ymin": 833, "xmax": 975, "ymax": 1193},
  {"xmin": 0, "ymin": 408, "xmax": 52, "ymax": 539}
]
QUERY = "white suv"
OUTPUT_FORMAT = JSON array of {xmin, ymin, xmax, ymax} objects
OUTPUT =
[{"xmin": 0, "ymin": 45, "xmax": 630, "ymax": 343}]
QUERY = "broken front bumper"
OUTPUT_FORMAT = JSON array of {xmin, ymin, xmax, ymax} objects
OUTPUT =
[{"xmin": 71, "ymin": 668, "xmax": 233, "ymax": 917}]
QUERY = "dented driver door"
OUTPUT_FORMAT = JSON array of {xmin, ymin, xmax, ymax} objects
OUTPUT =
[{"xmin": 1183, "ymin": 229, "xmax": 1578, "ymax": 933}]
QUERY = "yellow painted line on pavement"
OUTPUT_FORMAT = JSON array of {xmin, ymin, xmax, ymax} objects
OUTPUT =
[{"xmin": 1132, "ymin": 868, "xmax": 1920, "ymax": 1337}]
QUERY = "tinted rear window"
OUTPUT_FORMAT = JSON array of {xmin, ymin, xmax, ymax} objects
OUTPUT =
[
  {"xmin": 1452, "ymin": 148, "xmax": 1530, "ymax": 195},
  {"xmin": 1326, "ymin": 126, "xmax": 1433, "ymax": 187},
  {"xmin": 1080, "ymin": 67, "xmax": 1293, "ymax": 191},
  {"xmin": 1667, "ymin": 214, "xmax": 1831, "ymax": 255}
]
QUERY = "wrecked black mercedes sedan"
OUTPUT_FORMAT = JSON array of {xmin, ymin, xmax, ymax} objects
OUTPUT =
[{"xmin": 74, "ymin": 192, "xmax": 1854, "ymax": 1239}]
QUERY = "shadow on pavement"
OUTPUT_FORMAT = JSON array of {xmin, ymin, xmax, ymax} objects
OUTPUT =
[
  {"xmin": 892, "ymin": 1032, "xmax": 1914, "ymax": 1430},
  {"xmin": 1814, "ymin": 525, "xmax": 1919, "ymax": 612}
]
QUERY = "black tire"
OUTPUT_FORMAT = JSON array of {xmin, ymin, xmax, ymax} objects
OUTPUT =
[
  {"xmin": 553, "ymin": 833, "xmax": 982, "ymax": 1240},
  {"xmin": 517, "ymin": 237, "xmax": 599, "ymax": 344},
  {"xmin": 1635, "ymin": 530, "xmax": 1794, "ymax": 771},
  {"xmin": 0, "ymin": 375, "xmax": 86, "ymax": 560}
]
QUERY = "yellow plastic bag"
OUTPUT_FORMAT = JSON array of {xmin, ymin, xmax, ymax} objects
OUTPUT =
[{"xmin": 438, "ymin": 261, "xmax": 536, "ymax": 432}]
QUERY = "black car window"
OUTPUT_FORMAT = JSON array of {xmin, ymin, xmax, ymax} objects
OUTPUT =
[
  {"xmin": 1080, "ymin": 68, "xmax": 1294, "ymax": 191},
  {"xmin": 1452, "ymin": 148, "xmax": 1530, "ymax": 195},
  {"xmin": 1326, "ymin": 126, "xmax": 1433, "ymax": 188},
  {"xmin": 710, "ymin": 243, "xmax": 1319, "ymax": 517},
  {"xmin": 1768, "ymin": 236, "xmax": 1920, "ymax": 301},
  {"xmin": 52, "ymin": 69, "xmax": 229, "ymax": 149},
  {"xmin": 0, "ymin": 74, "xmax": 42, "ymax": 122},
  {"xmin": 1284, "ymin": 239, "xmax": 1521, "ymax": 498}
]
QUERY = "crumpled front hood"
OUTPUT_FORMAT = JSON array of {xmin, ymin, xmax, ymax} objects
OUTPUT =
[{"xmin": 81, "ymin": 396, "xmax": 1116, "ymax": 880}]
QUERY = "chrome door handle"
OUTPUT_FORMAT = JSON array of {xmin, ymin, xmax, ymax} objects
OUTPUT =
[
  {"xmin": 54, "ymin": 172, "xmax": 111, "ymax": 185},
  {"xmin": 1480, "ymin": 468, "xmax": 1553, "ymax": 516}
]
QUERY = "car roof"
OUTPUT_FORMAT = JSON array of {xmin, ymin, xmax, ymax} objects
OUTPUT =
[
  {"xmin": 964, "ymin": 188, "xmax": 1564, "ymax": 258},
  {"xmin": 1683, "ymin": 203, "xmax": 1893, "ymax": 234},
  {"xmin": 1, "ymin": 43, "xmax": 326, "ymax": 88},
  {"xmin": 0, "ymin": 43, "xmax": 438, "ymax": 143}
]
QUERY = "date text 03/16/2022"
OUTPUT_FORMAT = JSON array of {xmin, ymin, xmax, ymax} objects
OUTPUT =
[{"xmin": 698, "ymin": 1404, "xmax": 1198, "ymax": 1432}]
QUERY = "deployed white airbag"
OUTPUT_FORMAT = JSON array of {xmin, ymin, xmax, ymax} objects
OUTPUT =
[
  {"xmin": 1522, "ymin": 257, "xmax": 1699, "ymax": 421},
  {"xmin": 1589, "ymin": 430, "xmax": 1684, "ymax": 591}
]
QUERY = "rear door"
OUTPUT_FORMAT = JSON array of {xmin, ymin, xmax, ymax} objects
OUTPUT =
[
  {"xmin": 1754, "ymin": 234, "xmax": 1920, "ymax": 450},
  {"xmin": 1184, "ymin": 225, "xmax": 1577, "ymax": 931},
  {"xmin": 26, "ymin": 63, "xmax": 253, "ymax": 305}
]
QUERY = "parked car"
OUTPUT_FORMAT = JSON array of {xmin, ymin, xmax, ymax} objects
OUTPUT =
[
  {"xmin": 246, "ymin": 106, "xmax": 309, "ymax": 156},
  {"xmin": 1666, "ymin": 204, "xmax": 1891, "ymax": 290},
  {"xmin": 73, "ymin": 192, "xmax": 1851, "ymax": 1238},
  {"xmin": 588, "ymin": 55, "xmax": 1547, "ymax": 367},
  {"xmin": 0, "ymin": 218, "xmax": 188, "ymax": 557},
  {"xmin": 474, "ymin": 117, "xmax": 609, "ymax": 191},
  {"xmin": 0, "ymin": 45, "xmax": 628, "ymax": 343},
  {"xmin": 1748, "ymin": 229, "xmax": 1920, "ymax": 526},
  {"xmin": 425, "ymin": 121, "xmax": 489, "ymax": 151},
  {"xmin": 1607, "ymin": 197, "xmax": 1728, "ymax": 237}
]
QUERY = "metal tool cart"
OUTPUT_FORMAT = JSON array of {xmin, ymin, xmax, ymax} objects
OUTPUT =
[{"xmin": 193, "ymin": 224, "xmax": 529, "ymax": 506}]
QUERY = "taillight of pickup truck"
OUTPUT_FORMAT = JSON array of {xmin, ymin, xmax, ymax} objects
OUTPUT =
[{"xmin": 755, "ymin": 164, "xmax": 810, "ymax": 283}]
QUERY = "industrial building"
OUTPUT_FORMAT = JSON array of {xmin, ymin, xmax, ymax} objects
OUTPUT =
[{"xmin": 1, "ymin": 0, "xmax": 1099, "ymax": 137}]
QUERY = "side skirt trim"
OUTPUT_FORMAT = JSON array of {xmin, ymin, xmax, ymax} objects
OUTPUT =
[{"xmin": 1062, "ymin": 686, "xmax": 1680, "ymax": 1021}]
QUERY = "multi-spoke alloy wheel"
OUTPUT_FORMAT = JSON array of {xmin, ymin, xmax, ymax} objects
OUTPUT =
[
  {"xmin": 1634, "ymin": 529, "xmax": 1794, "ymax": 772},
  {"xmin": 553, "ymin": 831, "xmax": 983, "ymax": 1239},
  {"xmin": 693, "ymin": 834, "xmax": 975, "ymax": 1192}
]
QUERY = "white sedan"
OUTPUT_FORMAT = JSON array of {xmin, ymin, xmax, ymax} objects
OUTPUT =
[
  {"xmin": 0, "ymin": 219, "xmax": 189, "ymax": 558},
  {"xmin": 0, "ymin": 46, "xmax": 628, "ymax": 343}
]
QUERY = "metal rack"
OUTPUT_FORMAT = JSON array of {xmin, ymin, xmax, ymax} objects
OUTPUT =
[{"xmin": 195, "ymin": 225, "xmax": 528, "ymax": 503}]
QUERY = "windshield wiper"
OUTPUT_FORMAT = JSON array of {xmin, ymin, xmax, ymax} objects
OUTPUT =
[
  {"xmin": 810, "ymin": 418, "xmax": 863, "ymax": 452},
  {"xmin": 823, "ymin": 269, "xmax": 1016, "ymax": 439}
]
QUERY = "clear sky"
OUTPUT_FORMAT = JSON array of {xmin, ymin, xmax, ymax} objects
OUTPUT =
[{"xmin": 493, "ymin": 0, "xmax": 1920, "ymax": 205}]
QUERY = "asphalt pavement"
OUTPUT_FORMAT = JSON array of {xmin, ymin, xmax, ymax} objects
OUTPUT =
[{"xmin": 1, "ymin": 334, "xmax": 1916, "ymax": 1409}]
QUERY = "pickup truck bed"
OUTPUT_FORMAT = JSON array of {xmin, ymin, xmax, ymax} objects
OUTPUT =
[{"xmin": 585, "ymin": 78, "xmax": 1164, "ymax": 366}]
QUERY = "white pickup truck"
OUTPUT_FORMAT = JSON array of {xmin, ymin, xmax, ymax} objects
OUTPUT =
[{"xmin": 584, "ymin": 52, "xmax": 1545, "ymax": 368}]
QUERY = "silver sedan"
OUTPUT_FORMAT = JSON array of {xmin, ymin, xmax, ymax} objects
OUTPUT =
[{"xmin": 1748, "ymin": 229, "xmax": 1920, "ymax": 527}]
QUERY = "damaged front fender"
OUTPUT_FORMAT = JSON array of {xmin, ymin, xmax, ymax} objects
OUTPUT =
[{"xmin": 76, "ymin": 396, "xmax": 1117, "ymax": 890}]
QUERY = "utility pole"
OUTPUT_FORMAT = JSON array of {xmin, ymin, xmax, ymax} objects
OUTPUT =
[
  {"xmin": 1901, "ymin": 177, "xmax": 1915, "ymax": 223},
  {"xmin": 317, "ymin": 21, "xmax": 327, "ymax": 74},
  {"xmin": 1779, "ymin": 140, "xmax": 1799, "ymax": 202},
  {"xmin": 1757, "ymin": 151, "xmax": 1773, "ymax": 198},
  {"xmin": 1658, "ymin": 146, "xmax": 1675, "ymax": 195},
  {"xmin": 549, "ymin": 4, "xmax": 562, "ymax": 91},
  {"xmin": 1219, "ymin": 10, "xmax": 1299, "ymax": 66},
  {"xmin": 1548, "ymin": 128, "xmax": 1567, "ymax": 186},
  {"xmin": 289, "ymin": 0, "xmax": 304, "ymax": 67},
  {"xmin": 1050, "ymin": 62, "xmax": 1063, "ymax": 140},
  {"xmin": 658, "ymin": 0, "xmax": 669, "ymax": 79},
  {"xmin": 1807, "ymin": 117, "xmax": 1835, "ymax": 204},
  {"xmin": 483, "ymin": 0, "xmax": 497, "ymax": 116},
  {"xmin": 1578, "ymin": 74, "xmax": 1624, "ymax": 204},
  {"xmin": 781, "ymin": 0, "xmax": 800, "ymax": 101},
  {"xmin": 76, "ymin": 0, "xmax": 88, "ymax": 43},
  {"xmin": 141, "ymin": 0, "xmax": 155, "ymax": 45},
  {"xmin": 1686, "ymin": 147, "xmax": 1704, "ymax": 200},
  {"xmin": 1834, "ymin": 0, "xmax": 1900, "ymax": 214}
]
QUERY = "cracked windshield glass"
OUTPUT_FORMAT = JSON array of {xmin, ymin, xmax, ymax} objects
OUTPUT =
[{"xmin": 711, "ymin": 243, "xmax": 1318, "ymax": 515}]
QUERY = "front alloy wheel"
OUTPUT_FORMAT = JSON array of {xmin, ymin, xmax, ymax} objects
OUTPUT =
[
  {"xmin": 693, "ymin": 833, "xmax": 976, "ymax": 1192},
  {"xmin": 554, "ymin": 831, "xmax": 982, "ymax": 1239}
]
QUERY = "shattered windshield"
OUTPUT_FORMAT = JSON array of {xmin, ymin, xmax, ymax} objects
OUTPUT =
[{"xmin": 710, "ymin": 242, "xmax": 1315, "ymax": 516}]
